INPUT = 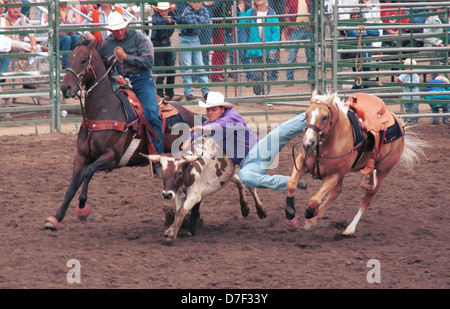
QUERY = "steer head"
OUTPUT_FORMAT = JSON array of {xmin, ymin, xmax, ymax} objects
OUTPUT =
[{"xmin": 140, "ymin": 153, "xmax": 201, "ymax": 200}]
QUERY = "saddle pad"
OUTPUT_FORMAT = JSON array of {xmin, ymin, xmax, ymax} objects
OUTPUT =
[
  {"xmin": 347, "ymin": 110, "xmax": 364, "ymax": 147},
  {"xmin": 115, "ymin": 90, "xmax": 137, "ymax": 125},
  {"xmin": 381, "ymin": 113, "xmax": 404, "ymax": 144}
]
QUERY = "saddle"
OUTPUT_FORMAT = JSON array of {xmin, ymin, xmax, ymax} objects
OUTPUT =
[
  {"xmin": 345, "ymin": 93, "xmax": 402, "ymax": 190},
  {"xmin": 157, "ymin": 95, "xmax": 181, "ymax": 133}
]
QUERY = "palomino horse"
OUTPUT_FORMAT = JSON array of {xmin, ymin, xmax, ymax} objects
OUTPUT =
[
  {"xmin": 285, "ymin": 90, "xmax": 424, "ymax": 235},
  {"xmin": 44, "ymin": 40, "xmax": 201, "ymax": 230}
]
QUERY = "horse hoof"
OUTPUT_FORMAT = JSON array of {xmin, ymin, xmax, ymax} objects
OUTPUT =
[
  {"xmin": 161, "ymin": 236, "xmax": 175, "ymax": 246},
  {"xmin": 76, "ymin": 205, "xmax": 91, "ymax": 220},
  {"xmin": 44, "ymin": 216, "xmax": 58, "ymax": 230},
  {"xmin": 304, "ymin": 207, "xmax": 317, "ymax": 219},
  {"xmin": 304, "ymin": 220, "xmax": 315, "ymax": 231},
  {"xmin": 286, "ymin": 217, "xmax": 299, "ymax": 231}
]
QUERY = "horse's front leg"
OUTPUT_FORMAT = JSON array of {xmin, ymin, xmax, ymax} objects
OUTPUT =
[
  {"xmin": 44, "ymin": 154, "xmax": 88, "ymax": 230},
  {"xmin": 304, "ymin": 174, "xmax": 341, "ymax": 228},
  {"xmin": 285, "ymin": 153, "xmax": 307, "ymax": 230},
  {"xmin": 77, "ymin": 150, "xmax": 118, "ymax": 220}
]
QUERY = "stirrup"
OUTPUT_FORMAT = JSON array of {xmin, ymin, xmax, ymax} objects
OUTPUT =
[{"xmin": 361, "ymin": 169, "xmax": 377, "ymax": 190}]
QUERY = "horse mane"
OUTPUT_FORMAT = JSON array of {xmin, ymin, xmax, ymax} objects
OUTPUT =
[
  {"xmin": 311, "ymin": 92, "xmax": 349, "ymax": 114},
  {"xmin": 74, "ymin": 38, "xmax": 100, "ymax": 51}
]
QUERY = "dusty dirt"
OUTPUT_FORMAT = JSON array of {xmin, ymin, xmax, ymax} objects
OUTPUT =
[{"xmin": 0, "ymin": 121, "xmax": 448, "ymax": 290}]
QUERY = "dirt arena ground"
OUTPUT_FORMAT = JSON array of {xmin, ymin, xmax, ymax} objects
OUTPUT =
[{"xmin": 0, "ymin": 116, "xmax": 448, "ymax": 291}]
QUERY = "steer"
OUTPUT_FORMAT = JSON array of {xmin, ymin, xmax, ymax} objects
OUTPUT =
[{"xmin": 141, "ymin": 136, "xmax": 266, "ymax": 244}]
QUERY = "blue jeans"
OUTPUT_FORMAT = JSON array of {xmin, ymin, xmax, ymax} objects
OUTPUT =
[
  {"xmin": 60, "ymin": 34, "xmax": 80, "ymax": 69},
  {"xmin": 128, "ymin": 71, "xmax": 164, "ymax": 154},
  {"xmin": 431, "ymin": 104, "xmax": 449, "ymax": 123},
  {"xmin": 0, "ymin": 53, "xmax": 10, "ymax": 83},
  {"xmin": 235, "ymin": 28, "xmax": 252, "ymax": 81},
  {"xmin": 287, "ymin": 28, "xmax": 312, "ymax": 81},
  {"xmin": 403, "ymin": 100, "xmax": 419, "ymax": 123},
  {"xmin": 239, "ymin": 113, "xmax": 306, "ymax": 191},
  {"xmin": 179, "ymin": 35, "xmax": 210, "ymax": 96}
]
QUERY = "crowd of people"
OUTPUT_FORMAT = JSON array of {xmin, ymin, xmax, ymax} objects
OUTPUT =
[
  {"xmin": 0, "ymin": 1, "xmax": 448, "ymax": 123},
  {"xmin": 0, "ymin": 1, "xmax": 314, "ymax": 98}
]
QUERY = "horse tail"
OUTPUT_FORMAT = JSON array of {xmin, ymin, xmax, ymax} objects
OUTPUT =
[{"xmin": 400, "ymin": 122, "xmax": 429, "ymax": 173}]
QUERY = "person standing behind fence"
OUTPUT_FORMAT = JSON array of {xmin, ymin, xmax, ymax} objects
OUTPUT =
[
  {"xmin": 284, "ymin": 0, "xmax": 312, "ymax": 83},
  {"xmin": 238, "ymin": 0, "xmax": 280, "ymax": 96},
  {"xmin": 396, "ymin": 58, "xmax": 420, "ymax": 123},
  {"xmin": 176, "ymin": 1, "xmax": 212, "ymax": 101},
  {"xmin": 424, "ymin": 74, "xmax": 450, "ymax": 125},
  {"xmin": 151, "ymin": 2, "xmax": 177, "ymax": 101}
]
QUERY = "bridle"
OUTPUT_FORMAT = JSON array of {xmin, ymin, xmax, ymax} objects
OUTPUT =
[
  {"xmin": 65, "ymin": 48, "xmax": 116, "ymax": 97},
  {"xmin": 306, "ymin": 99, "xmax": 340, "ymax": 144}
]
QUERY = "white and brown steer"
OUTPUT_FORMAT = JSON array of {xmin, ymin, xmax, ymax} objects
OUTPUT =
[{"xmin": 141, "ymin": 136, "xmax": 266, "ymax": 244}]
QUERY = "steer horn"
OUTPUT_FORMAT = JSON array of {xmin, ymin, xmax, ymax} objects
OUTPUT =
[{"xmin": 139, "ymin": 153, "xmax": 161, "ymax": 162}]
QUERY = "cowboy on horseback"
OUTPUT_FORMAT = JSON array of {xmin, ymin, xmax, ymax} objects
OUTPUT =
[{"xmin": 97, "ymin": 12, "xmax": 164, "ymax": 160}]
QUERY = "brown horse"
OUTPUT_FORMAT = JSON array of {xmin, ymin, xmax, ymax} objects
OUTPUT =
[
  {"xmin": 44, "ymin": 40, "xmax": 201, "ymax": 230},
  {"xmin": 285, "ymin": 90, "xmax": 425, "ymax": 235}
]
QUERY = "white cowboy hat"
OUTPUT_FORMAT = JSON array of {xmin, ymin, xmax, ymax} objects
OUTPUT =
[
  {"xmin": 106, "ymin": 11, "xmax": 130, "ymax": 31},
  {"xmin": 152, "ymin": 2, "xmax": 175, "ymax": 10},
  {"xmin": 198, "ymin": 92, "xmax": 233, "ymax": 109}
]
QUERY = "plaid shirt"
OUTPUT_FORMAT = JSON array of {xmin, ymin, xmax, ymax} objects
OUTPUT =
[{"xmin": 176, "ymin": 5, "xmax": 212, "ymax": 37}]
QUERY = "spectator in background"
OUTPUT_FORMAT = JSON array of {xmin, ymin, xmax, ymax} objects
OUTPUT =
[
  {"xmin": 284, "ymin": 0, "xmax": 312, "ymax": 83},
  {"xmin": 397, "ymin": 58, "xmax": 420, "ymax": 123},
  {"xmin": 59, "ymin": 4, "xmax": 79, "ymax": 69},
  {"xmin": 83, "ymin": 2, "xmax": 136, "ymax": 45},
  {"xmin": 420, "ymin": 7, "xmax": 450, "ymax": 67},
  {"xmin": 176, "ymin": 1, "xmax": 212, "ymax": 101},
  {"xmin": 176, "ymin": 1, "xmax": 213, "ymax": 77},
  {"xmin": 238, "ymin": 0, "xmax": 280, "ymax": 96},
  {"xmin": 151, "ymin": 2, "xmax": 177, "ymax": 101},
  {"xmin": 0, "ymin": 7, "xmax": 11, "ymax": 87},
  {"xmin": 424, "ymin": 74, "xmax": 450, "ymax": 124},
  {"xmin": 73, "ymin": 0, "xmax": 97, "ymax": 24},
  {"xmin": 324, "ymin": 0, "xmax": 359, "ymax": 20},
  {"xmin": 2, "ymin": 0, "xmax": 48, "ymax": 89}
]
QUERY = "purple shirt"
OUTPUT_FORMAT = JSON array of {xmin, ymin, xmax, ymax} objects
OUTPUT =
[{"xmin": 191, "ymin": 108, "xmax": 259, "ymax": 164}]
